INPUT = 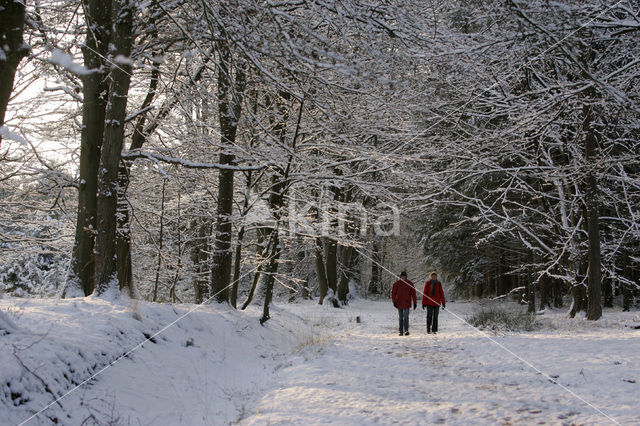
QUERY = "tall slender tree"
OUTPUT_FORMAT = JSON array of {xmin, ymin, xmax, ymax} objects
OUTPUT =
[{"xmin": 209, "ymin": 7, "xmax": 246, "ymax": 303}]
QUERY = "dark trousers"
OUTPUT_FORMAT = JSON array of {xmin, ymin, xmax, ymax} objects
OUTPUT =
[
  {"xmin": 426, "ymin": 305, "xmax": 440, "ymax": 332},
  {"xmin": 398, "ymin": 308, "xmax": 410, "ymax": 333}
]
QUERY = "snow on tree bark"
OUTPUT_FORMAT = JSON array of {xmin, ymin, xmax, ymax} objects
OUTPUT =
[
  {"xmin": 65, "ymin": 0, "xmax": 113, "ymax": 297},
  {"xmin": 94, "ymin": 0, "xmax": 135, "ymax": 297},
  {"xmin": 0, "ymin": 0, "xmax": 29, "ymax": 148},
  {"xmin": 209, "ymin": 21, "xmax": 246, "ymax": 303}
]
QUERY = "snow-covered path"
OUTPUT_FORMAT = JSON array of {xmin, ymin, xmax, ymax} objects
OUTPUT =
[
  {"xmin": 2, "ymin": 297, "xmax": 638, "ymax": 425},
  {"xmin": 241, "ymin": 300, "xmax": 639, "ymax": 425}
]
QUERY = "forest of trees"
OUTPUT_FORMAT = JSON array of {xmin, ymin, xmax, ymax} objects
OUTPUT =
[{"xmin": 1, "ymin": 0, "xmax": 638, "ymax": 321}]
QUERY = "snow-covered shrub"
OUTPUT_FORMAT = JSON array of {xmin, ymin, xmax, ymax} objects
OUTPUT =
[
  {"xmin": 467, "ymin": 306, "xmax": 538, "ymax": 332},
  {"xmin": 1, "ymin": 179, "xmax": 73, "ymax": 297},
  {"xmin": 0, "ymin": 250, "xmax": 68, "ymax": 297}
]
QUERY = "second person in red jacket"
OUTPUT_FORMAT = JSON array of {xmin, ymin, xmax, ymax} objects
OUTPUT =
[
  {"xmin": 422, "ymin": 272, "xmax": 446, "ymax": 334},
  {"xmin": 391, "ymin": 271, "xmax": 417, "ymax": 336}
]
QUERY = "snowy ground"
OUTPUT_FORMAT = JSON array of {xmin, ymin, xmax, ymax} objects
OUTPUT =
[
  {"xmin": 1, "ymin": 297, "xmax": 639, "ymax": 425},
  {"xmin": 0, "ymin": 297, "xmax": 316, "ymax": 425},
  {"xmin": 240, "ymin": 300, "xmax": 640, "ymax": 425}
]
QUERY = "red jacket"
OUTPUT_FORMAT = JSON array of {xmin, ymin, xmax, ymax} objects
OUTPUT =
[
  {"xmin": 422, "ymin": 280, "xmax": 445, "ymax": 307},
  {"xmin": 391, "ymin": 279, "xmax": 417, "ymax": 309}
]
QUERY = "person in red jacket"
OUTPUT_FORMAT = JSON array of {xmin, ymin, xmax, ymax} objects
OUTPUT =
[
  {"xmin": 422, "ymin": 272, "xmax": 446, "ymax": 334},
  {"xmin": 391, "ymin": 271, "xmax": 417, "ymax": 336}
]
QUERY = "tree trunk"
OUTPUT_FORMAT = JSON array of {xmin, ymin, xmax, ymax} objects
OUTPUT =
[
  {"xmin": 65, "ymin": 0, "xmax": 112, "ymax": 297},
  {"xmin": 260, "ymin": 153, "xmax": 290, "ymax": 321},
  {"xmin": 368, "ymin": 239, "xmax": 381, "ymax": 294},
  {"xmin": 583, "ymin": 96, "xmax": 602, "ymax": 320},
  {"xmin": 231, "ymin": 226, "xmax": 244, "ymax": 308},
  {"xmin": 209, "ymin": 32, "xmax": 246, "ymax": 304},
  {"xmin": 324, "ymin": 183, "xmax": 341, "ymax": 295},
  {"xmin": 0, "ymin": 0, "xmax": 28, "ymax": 147},
  {"xmin": 191, "ymin": 219, "xmax": 210, "ymax": 304},
  {"xmin": 315, "ymin": 237, "xmax": 329, "ymax": 304},
  {"xmin": 569, "ymin": 284, "xmax": 587, "ymax": 318},
  {"xmin": 622, "ymin": 282, "xmax": 632, "ymax": 312},
  {"xmin": 527, "ymin": 280, "xmax": 536, "ymax": 313},
  {"xmin": 510, "ymin": 265, "xmax": 518, "ymax": 295},
  {"xmin": 94, "ymin": 0, "xmax": 134, "ymax": 296},
  {"xmin": 622, "ymin": 260, "xmax": 632, "ymax": 312},
  {"xmin": 262, "ymin": 93, "xmax": 302, "ymax": 317},
  {"xmin": 325, "ymin": 237, "xmax": 338, "ymax": 294},
  {"xmin": 552, "ymin": 278, "xmax": 563, "ymax": 308},
  {"xmin": 115, "ymin": 23, "xmax": 162, "ymax": 295},
  {"xmin": 570, "ymin": 255, "xmax": 589, "ymax": 317},
  {"xmin": 338, "ymin": 245, "xmax": 355, "ymax": 304},
  {"xmin": 210, "ymin": 163, "xmax": 235, "ymax": 303},
  {"xmin": 116, "ymin": 202, "xmax": 133, "ymax": 297},
  {"xmin": 231, "ymin": 168, "xmax": 255, "ymax": 308},
  {"xmin": 299, "ymin": 247, "xmax": 310, "ymax": 300},
  {"xmin": 485, "ymin": 269, "xmax": 492, "ymax": 298},
  {"xmin": 260, "ymin": 229, "xmax": 280, "ymax": 324},
  {"xmin": 152, "ymin": 179, "xmax": 167, "ymax": 302},
  {"xmin": 169, "ymin": 191, "xmax": 183, "ymax": 303},
  {"xmin": 539, "ymin": 274, "xmax": 550, "ymax": 309},
  {"xmin": 602, "ymin": 277, "xmax": 613, "ymax": 308},
  {"xmin": 241, "ymin": 226, "xmax": 269, "ymax": 310},
  {"xmin": 497, "ymin": 250, "xmax": 508, "ymax": 296}
]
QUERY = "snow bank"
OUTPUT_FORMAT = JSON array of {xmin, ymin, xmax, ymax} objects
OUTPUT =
[
  {"xmin": 3, "ymin": 296, "xmax": 638, "ymax": 425},
  {"xmin": 0, "ymin": 297, "xmax": 313, "ymax": 425}
]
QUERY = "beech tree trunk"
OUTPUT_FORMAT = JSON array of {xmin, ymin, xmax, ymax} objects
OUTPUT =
[
  {"xmin": 622, "ymin": 281, "xmax": 632, "ymax": 312},
  {"xmin": 368, "ymin": 239, "xmax": 381, "ymax": 294},
  {"xmin": 583, "ymin": 95, "xmax": 602, "ymax": 320},
  {"xmin": 231, "ymin": 225, "xmax": 244, "ymax": 308},
  {"xmin": 324, "ymin": 184, "xmax": 341, "ymax": 295},
  {"xmin": 325, "ymin": 237, "xmax": 338, "ymax": 294},
  {"xmin": 241, "ymin": 226, "xmax": 269, "ymax": 310},
  {"xmin": 116, "ymin": 203, "xmax": 133, "ymax": 296},
  {"xmin": 115, "ymin": 17, "xmax": 162, "ymax": 295},
  {"xmin": 337, "ymin": 193, "xmax": 357, "ymax": 304},
  {"xmin": 209, "ymin": 32, "xmax": 245, "ymax": 303},
  {"xmin": 539, "ymin": 274, "xmax": 550, "ymax": 309},
  {"xmin": 527, "ymin": 280, "xmax": 536, "ymax": 313},
  {"xmin": 261, "ymin": 173, "xmax": 284, "ymax": 321},
  {"xmin": 315, "ymin": 237, "xmax": 329, "ymax": 304},
  {"xmin": 338, "ymin": 245, "xmax": 355, "ymax": 304},
  {"xmin": 65, "ymin": 0, "xmax": 112, "ymax": 297},
  {"xmin": 261, "ymin": 229, "xmax": 280, "ymax": 324},
  {"xmin": 231, "ymin": 95, "xmax": 261, "ymax": 308},
  {"xmin": 191, "ymin": 219, "xmax": 210, "ymax": 304},
  {"xmin": 621, "ymin": 259, "xmax": 632, "ymax": 311},
  {"xmin": 569, "ymin": 284, "xmax": 587, "ymax": 318},
  {"xmin": 260, "ymin": 94, "xmax": 302, "ymax": 321},
  {"xmin": 602, "ymin": 278, "xmax": 613, "ymax": 308},
  {"xmin": 0, "ymin": 0, "xmax": 28, "ymax": 147},
  {"xmin": 152, "ymin": 180, "xmax": 167, "ymax": 302},
  {"xmin": 210, "ymin": 163, "xmax": 235, "ymax": 303},
  {"xmin": 552, "ymin": 278, "xmax": 563, "ymax": 308},
  {"xmin": 498, "ymin": 250, "xmax": 510, "ymax": 297},
  {"xmin": 94, "ymin": 0, "xmax": 134, "ymax": 296}
]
